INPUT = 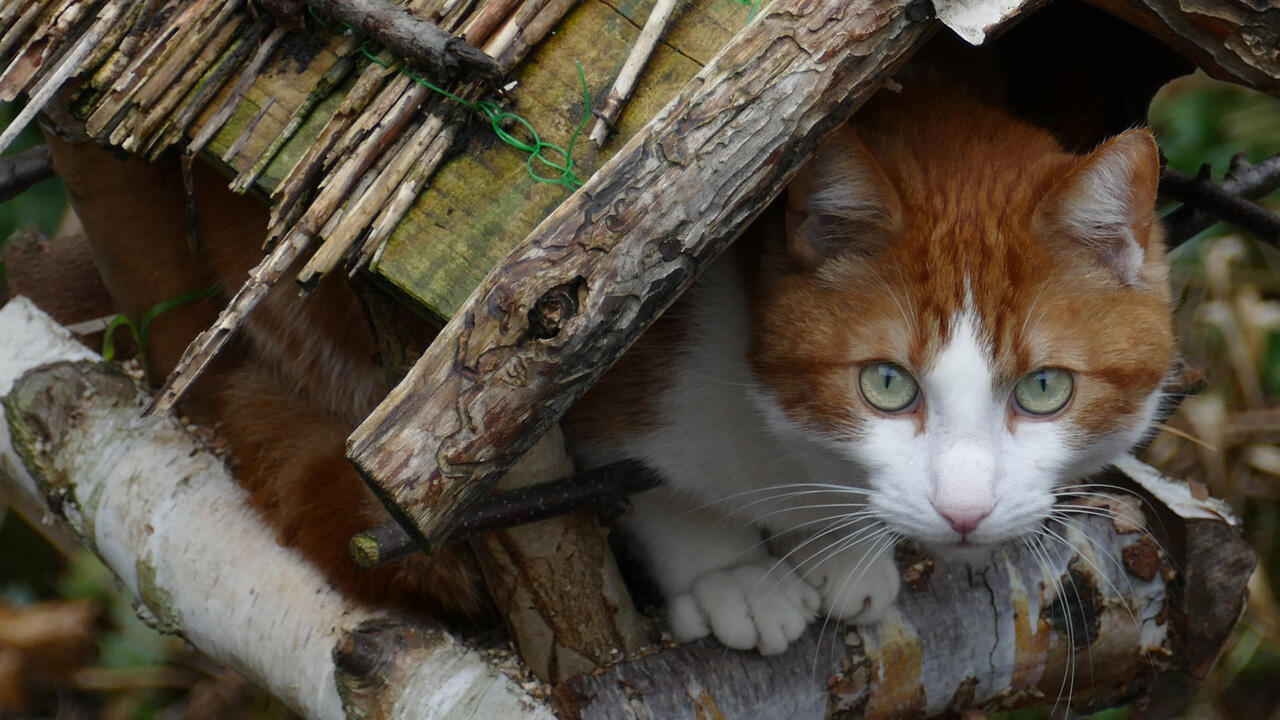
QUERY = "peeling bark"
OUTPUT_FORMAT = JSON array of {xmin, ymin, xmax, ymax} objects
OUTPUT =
[{"xmin": 0, "ymin": 297, "xmax": 554, "ymax": 720}]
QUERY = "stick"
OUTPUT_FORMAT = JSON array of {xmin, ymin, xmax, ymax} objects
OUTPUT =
[
  {"xmin": 228, "ymin": 35, "xmax": 362, "ymax": 192},
  {"xmin": 588, "ymin": 0, "xmax": 681, "ymax": 147},
  {"xmin": 0, "ymin": 3, "xmax": 123, "ymax": 154},
  {"xmin": 1162, "ymin": 153, "xmax": 1280, "ymax": 247},
  {"xmin": 306, "ymin": 0, "xmax": 499, "ymax": 79},
  {"xmin": 1160, "ymin": 160, "xmax": 1280, "ymax": 246},
  {"xmin": 0, "ymin": 145, "xmax": 54, "ymax": 203},
  {"xmin": 349, "ymin": 459, "xmax": 661, "ymax": 568},
  {"xmin": 186, "ymin": 26, "xmax": 288, "ymax": 158}
]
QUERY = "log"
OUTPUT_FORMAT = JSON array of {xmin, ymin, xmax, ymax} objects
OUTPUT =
[
  {"xmin": 0, "ymin": 297, "xmax": 555, "ymax": 720},
  {"xmin": 557, "ymin": 460, "xmax": 1254, "ymax": 719},
  {"xmin": 468, "ymin": 426, "xmax": 650, "ymax": 683},
  {"xmin": 348, "ymin": 0, "xmax": 937, "ymax": 551},
  {"xmin": 1084, "ymin": 0, "xmax": 1280, "ymax": 98}
]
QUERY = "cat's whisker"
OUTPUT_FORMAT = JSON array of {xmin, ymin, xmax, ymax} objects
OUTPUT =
[
  {"xmin": 1047, "ymin": 506, "xmax": 1167, "ymax": 555},
  {"xmin": 1027, "ymin": 532, "xmax": 1076, "ymax": 716},
  {"xmin": 812, "ymin": 530, "xmax": 899, "ymax": 661},
  {"xmin": 1052, "ymin": 483, "xmax": 1175, "ymax": 545},
  {"xmin": 731, "ymin": 510, "xmax": 885, "ymax": 572},
  {"xmin": 687, "ymin": 483, "xmax": 876, "ymax": 513},
  {"xmin": 1035, "ymin": 520, "xmax": 1162, "ymax": 689},
  {"xmin": 751, "ymin": 517, "xmax": 889, "ymax": 604}
]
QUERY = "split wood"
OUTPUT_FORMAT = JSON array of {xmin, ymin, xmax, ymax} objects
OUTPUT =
[
  {"xmin": 1162, "ymin": 153, "xmax": 1280, "ymax": 247},
  {"xmin": 349, "ymin": 459, "xmax": 661, "ymax": 568},
  {"xmin": 148, "ymin": 0, "xmax": 579, "ymax": 416}
]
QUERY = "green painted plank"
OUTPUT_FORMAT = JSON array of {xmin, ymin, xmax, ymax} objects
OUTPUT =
[{"xmin": 372, "ymin": 0, "xmax": 744, "ymax": 318}]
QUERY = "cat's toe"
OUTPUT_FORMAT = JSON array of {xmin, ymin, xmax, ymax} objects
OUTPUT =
[
  {"xmin": 687, "ymin": 561, "xmax": 818, "ymax": 655},
  {"xmin": 668, "ymin": 593, "xmax": 711, "ymax": 641},
  {"xmin": 805, "ymin": 546, "xmax": 901, "ymax": 624}
]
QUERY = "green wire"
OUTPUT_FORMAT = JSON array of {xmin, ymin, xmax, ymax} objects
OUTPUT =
[{"xmin": 314, "ymin": 10, "xmax": 590, "ymax": 191}]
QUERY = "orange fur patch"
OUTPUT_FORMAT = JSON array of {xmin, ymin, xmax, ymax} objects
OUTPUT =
[{"xmin": 745, "ymin": 74, "xmax": 1172, "ymax": 443}]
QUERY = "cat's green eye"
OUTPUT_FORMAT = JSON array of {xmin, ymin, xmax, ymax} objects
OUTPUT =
[
  {"xmin": 1013, "ymin": 368, "xmax": 1073, "ymax": 416},
  {"xmin": 859, "ymin": 363, "xmax": 919, "ymax": 413}
]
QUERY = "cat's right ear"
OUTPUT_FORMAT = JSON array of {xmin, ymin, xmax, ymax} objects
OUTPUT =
[
  {"xmin": 785, "ymin": 125, "xmax": 902, "ymax": 270},
  {"xmin": 1033, "ymin": 129, "xmax": 1161, "ymax": 285}
]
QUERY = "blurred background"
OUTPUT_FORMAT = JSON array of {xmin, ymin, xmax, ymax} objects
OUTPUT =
[{"xmin": 1, "ymin": 66, "xmax": 1279, "ymax": 720}]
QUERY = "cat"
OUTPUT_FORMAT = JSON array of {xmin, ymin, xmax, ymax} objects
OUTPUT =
[{"xmin": 564, "ymin": 58, "xmax": 1174, "ymax": 655}]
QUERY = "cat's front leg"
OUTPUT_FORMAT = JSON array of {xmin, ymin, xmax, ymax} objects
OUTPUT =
[
  {"xmin": 779, "ymin": 530, "xmax": 901, "ymax": 624},
  {"xmin": 625, "ymin": 490, "xmax": 820, "ymax": 655}
]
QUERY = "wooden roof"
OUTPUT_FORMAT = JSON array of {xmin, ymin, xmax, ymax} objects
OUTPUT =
[{"xmin": 1, "ymin": 0, "xmax": 1276, "ymax": 321}]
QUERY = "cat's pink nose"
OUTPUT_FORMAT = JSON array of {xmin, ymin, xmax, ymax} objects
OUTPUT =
[{"xmin": 934, "ymin": 505, "xmax": 991, "ymax": 534}]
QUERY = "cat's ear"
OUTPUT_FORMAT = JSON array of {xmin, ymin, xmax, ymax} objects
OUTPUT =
[
  {"xmin": 785, "ymin": 125, "xmax": 902, "ymax": 270},
  {"xmin": 1034, "ymin": 129, "xmax": 1161, "ymax": 285}
]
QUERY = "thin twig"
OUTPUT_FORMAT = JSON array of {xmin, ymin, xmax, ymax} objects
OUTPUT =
[
  {"xmin": 0, "ymin": 145, "xmax": 54, "ymax": 203},
  {"xmin": 146, "ymin": 230, "xmax": 310, "ymax": 416},
  {"xmin": 349, "ymin": 459, "xmax": 661, "ymax": 568},
  {"xmin": 0, "ymin": 3, "xmax": 123, "ymax": 154},
  {"xmin": 186, "ymin": 25, "xmax": 287, "ymax": 158},
  {"xmin": 588, "ymin": 0, "xmax": 681, "ymax": 147},
  {"xmin": 1162, "ymin": 153, "xmax": 1280, "ymax": 247}
]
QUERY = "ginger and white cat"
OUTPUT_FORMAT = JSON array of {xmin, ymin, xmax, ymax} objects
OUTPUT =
[{"xmin": 566, "ymin": 64, "xmax": 1173, "ymax": 654}]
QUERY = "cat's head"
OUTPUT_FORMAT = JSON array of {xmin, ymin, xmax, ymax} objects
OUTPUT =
[{"xmin": 747, "ymin": 116, "xmax": 1173, "ymax": 558}]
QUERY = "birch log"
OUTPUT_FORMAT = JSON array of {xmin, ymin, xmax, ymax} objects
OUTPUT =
[
  {"xmin": 558, "ymin": 462, "xmax": 1254, "ymax": 719},
  {"xmin": 0, "ymin": 297, "xmax": 555, "ymax": 720},
  {"xmin": 348, "ymin": 0, "xmax": 938, "ymax": 551}
]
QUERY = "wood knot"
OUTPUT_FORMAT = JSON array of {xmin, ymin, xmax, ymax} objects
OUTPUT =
[
  {"xmin": 333, "ymin": 629, "xmax": 383, "ymax": 678},
  {"xmin": 528, "ymin": 277, "xmax": 586, "ymax": 339},
  {"xmin": 905, "ymin": 0, "xmax": 935, "ymax": 22}
]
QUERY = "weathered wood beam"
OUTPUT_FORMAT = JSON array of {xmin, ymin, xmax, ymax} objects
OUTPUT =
[
  {"xmin": 348, "ymin": 0, "xmax": 938, "ymax": 550},
  {"xmin": 1084, "ymin": 0, "xmax": 1280, "ymax": 98}
]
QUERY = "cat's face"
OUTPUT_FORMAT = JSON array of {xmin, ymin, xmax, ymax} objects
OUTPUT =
[{"xmin": 747, "ymin": 118, "xmax": 1173, "ymax": 557}]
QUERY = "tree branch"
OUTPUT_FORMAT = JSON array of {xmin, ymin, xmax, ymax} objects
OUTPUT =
[
  {"xmin": 347, "ymin": 0, "xmax": 937, "ymax": 552},
  {"xmin": 350, "ymin": 459, "xmax": 662, "ymax": 568},
  {"xmin": 0, "ymin": 145, "xmax": 54, "ymax": 203},
  {"xmin": 1162, "ymin": 154, "xmax": 1280, "ymax": 247},
  {"xmin": 283, "ymin": 0, "xmax": 500, "ymax": 80},
  {"xmin": 1, "ymin": 297, "xmax": 1254, "ymax": 718}
]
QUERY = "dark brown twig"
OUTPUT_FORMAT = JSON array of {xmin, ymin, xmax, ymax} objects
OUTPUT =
[
  {"xmin": 350, "ymin": 459, "xmax": 661, "ymax": 568},
  {"xmin": 1161, "ymin": 153, "xmax": 1280, "ymax": 247},
  {"xmin": 0, "ymin": 145, "xmax": 54, "ymax": 203},
  {"xmin": 302, "ymin": 0, "xmax": 499, "ymax": 80}
]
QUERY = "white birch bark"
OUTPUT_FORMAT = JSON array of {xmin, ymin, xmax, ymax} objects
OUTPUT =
[{"xmin": 0, "ymin": 297, "xmax": 554, "ymax": 720}]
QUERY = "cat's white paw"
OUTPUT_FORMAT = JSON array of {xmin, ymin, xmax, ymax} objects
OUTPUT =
[
  {"xmin": 801, "ymin": 544, "xmax": 901, "ymax": 624},
  {"xmin": 667, "ymin": 560, "xmax": 820, "ymax": 655}
]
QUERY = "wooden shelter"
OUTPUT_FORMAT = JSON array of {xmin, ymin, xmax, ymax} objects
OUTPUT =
[{"xmin": 0, "ymin": 0, "xmax": 1277, "ymax": 717}]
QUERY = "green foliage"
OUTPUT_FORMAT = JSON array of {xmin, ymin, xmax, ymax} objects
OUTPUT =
[
  {"xmin": 1150, "ymin": 74, "xmax": 1280, "ymax": 177},
  {"xmin": 0, "ymin": 102, "xmax": 68, "ymax": 241},
  {"xmin": 101, "ymin": 284, "xmax": 221, "ymax": 362}
]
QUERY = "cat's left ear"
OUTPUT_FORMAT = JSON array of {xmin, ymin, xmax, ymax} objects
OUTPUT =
[{"xmin": 1034, "ymin": 129, "xmax": 1161, "ymax": 285}]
